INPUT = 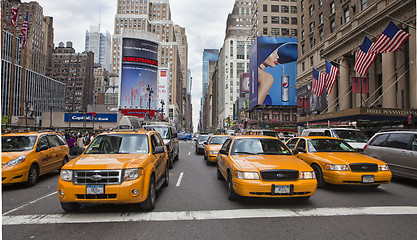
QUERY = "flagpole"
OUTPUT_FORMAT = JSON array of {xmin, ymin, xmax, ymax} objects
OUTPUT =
[
  {"xmin": 8, "ymin": 26, "xmax": 17, "ymax": 125},
  {"xmin": 20, "ymin": 47, "xmax": 27, "ymax": 118},
  {"xmin": 387, "ymin": 15, "xmax": 416, "ymax": 30}
]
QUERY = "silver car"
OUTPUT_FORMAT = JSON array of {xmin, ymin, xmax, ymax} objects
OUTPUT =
[{"xmin": 363, "ymin": 130, "xmax": 417, "ymax": 180}]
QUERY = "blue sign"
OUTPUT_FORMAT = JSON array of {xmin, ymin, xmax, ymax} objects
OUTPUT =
[{"xmin": 64, "ymin": 113, "xmax": 117, "ymax": 122}]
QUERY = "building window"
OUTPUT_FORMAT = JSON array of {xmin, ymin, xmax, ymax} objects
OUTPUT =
[
  {"xmin": 309, "ymin": 5, "xmax": 313, "ymax": 16},
  {"xmin": 283, "ymin": 112, "xmax": 290, "ymax": 121},
  {"xmin": 237, "ymin": 41, "xmax": 245, "ymax": 59},
  {"xmin": 301, "ymin": 15, "xmax": 304, "ymax": 25},
  {"xmin": 291, "ymin": 29, "xmax": 297, "ymax": 36},
  {"xmin": 230, "ymin": 63, "xmax": 234, "ymax": 78},
  {"xmin": 281, "ymin": 17, "xmax": 289, "ymax": 24},
  {"xmin": 271, "ymin": 5, "xmax": 279, "ymax": 12},
  {"xmin": 319, "ymin": 13, "xmax": 323, "ymax": 24},
  {"xmin": 263, "ymin": 27, "xmax": 268, "ymax": 35},
  {"xmin": 310, "ymin": 22, "xmax": 314, "ymax": 32},
  {"xmin": 271, "ymin": 16, "xmax": 280, "ymax": 24},
  {"xmin": 230, "ymin": 40, "xmax": 233, "ymax": 57},
  {"xmin": 330, "ymin": 2, "xmax": 335, "ymax": 14},
  {"xmin": 263, "ymin": 4, "xmax": 268, "ymax": 12},
  {"xmin": 263, "ymin": 16, "xmax": 267, "ymax": 23},
  {"xmin": 293, "ymin": 113, "xmax": 297, "ymax": 121},
  {"xmin": 271, "ymin": 28, "xmax": 280, "ymax": 35},
  {"xmin": 319, "ymin": 0, "xmax": 323, "ymax": 6},
  {"xmin": 319, "ymin": 28, "xmax": 323, "ymax": 41},
  {"xmin": 301, "ymin": 0, "xmax": 304, "ymax": 10},
  {"xmin": 344, "ymin": 8, "xmax": 350, "ymax": 23},
  {"xmin": 301, "ymin": 30, "xmax": 304, "ymax": 40},
  {"xmin": 301, "ymin": 43, "xmax": 305, "ymax": 54},
  {"xmin": 330, "ymin": 19, "xmax": 335, "ymax": 33},
  {"xmin": 310, "ymin": 37, "xmax": 314, "ymax": 48},
  {"xmin": 361, "ymin": 0, "xmax": 367, "ymax": 10},
  {"xmin": 291, "ymin": 17, "xmax": 297, "ymax": 25},
  {"xmin": 302, "ymin": 62, "xmax": 305, "ymax": 71},
  {"xmin": 291, "ymin": 6, "xmax": 297, "ymax": 14},
  {"xmin": 310, "ymin": 56, "xmax": 314, "ymax": 66},
  {"xmin": 272, "ymin": 112, "xmax": 280, "ymax": 121},
  {"xmin": 282, "ymin": 28, "xmax": 289, "ymax": 36},
  {"xmin": 281, "ymin": 5, "xmax": 289, "ymax": 13}
]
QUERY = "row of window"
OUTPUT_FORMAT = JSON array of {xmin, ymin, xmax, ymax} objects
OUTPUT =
[
  {"xmin": 262, "ymin": 5, "xmax": 297, "ymax": 14},
  {"xmin": 263, "ymin": 16, "xmax": 297, "ymax": 25},
  {"xmin": 263, "ymin": 28, "xmax": 297, "ymax": 36}
]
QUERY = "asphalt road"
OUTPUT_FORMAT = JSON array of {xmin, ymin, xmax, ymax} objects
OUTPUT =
[{"xmin": 2, "ymin": 141, "xmax": 417, "ymax": 240}]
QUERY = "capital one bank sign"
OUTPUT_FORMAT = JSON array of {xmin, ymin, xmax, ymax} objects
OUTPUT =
[{"xmin": 64, "ymin": 113, "xmax": 117, "ymax": 122}]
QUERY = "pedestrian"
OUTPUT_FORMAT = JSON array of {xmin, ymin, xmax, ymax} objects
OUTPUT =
[
  {"xmin": 67, "ymin": 134, "xmax": 76, "ymax": 155},
  {"xmin": 77, "ymin": 135, "xmax": 85, "ymax": 148}
]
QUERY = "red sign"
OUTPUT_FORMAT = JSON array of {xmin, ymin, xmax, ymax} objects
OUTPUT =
[
  {"xmin": 161, "ymin": 71, "xmax": 167, "ymax": 77},
  {"xmin": 123, "ymin": 56, "xmax": 158, "ymax": 67},
  {"xmin": 352, "ymin": 77, "xmax": 369, "ymax": 93},
  {"xmin": 408, "ymin": 114, "xmax": 413, "ymax": 124},
  {"xmin": 121, "ymin": 109, "xmax": 155, "ymax": 118}
]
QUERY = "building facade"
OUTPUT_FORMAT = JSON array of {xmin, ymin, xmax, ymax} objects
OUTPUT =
[
  {"xmin": 297, "ymin": 0, "xmax": 416, "ymax": 134},
  {"xmin": 85, "ymin": 26, "xmax": 112, "ymax": 71}
]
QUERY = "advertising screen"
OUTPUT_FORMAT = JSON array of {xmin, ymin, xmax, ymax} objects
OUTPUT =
[
  {"xmin": 249, "ymin": 37, "xmax": 298, "ymax": 108},
  {"xmin": 158, "ymin": 69, "xmax": 169, "ymax": 119},
  {"xmin": 120, "ymin": 38, "xmax": 158, "ymax": 110},
  {"xmin": 297, "ymin": 84, "xmax": 327, "ymax": 114}
]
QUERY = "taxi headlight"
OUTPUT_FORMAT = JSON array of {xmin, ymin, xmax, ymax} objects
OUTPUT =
[
  {"xmin": 209, "ymin": 151, "xmax": 218, "ymax": 155},
  {"xmin": 324, "ymin": 164, "xmax": 349, "ymax": 171},
  {"xmin": 124, "ymin": 168, "xmax": 143, "ymax": 181},
  {"xmin": 3, "ymin": 156, "xmax": 26, "ymax": 167},
  {"xmin": 379, "ymin": 165, "xmax": 389, "ymax": 171},
  {"xmin": 60, "ymin": 170, "xmax": 73, "ymax": 182},
  {"xmin": 234, "ymin": 170, "xmax": 260, "ymax": 180},
  {"xmin": 300, "ymin": 171, "xmax": 316, "ymax": 179}
]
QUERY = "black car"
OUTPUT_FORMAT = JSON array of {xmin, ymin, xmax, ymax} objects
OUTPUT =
[
  {"xmin": 195, "ymin": 134, "xmax": 211, "ymax": 155},
  {"xmin": 144, "ymin": 124, "xmax": 179, "ymax": 169}
]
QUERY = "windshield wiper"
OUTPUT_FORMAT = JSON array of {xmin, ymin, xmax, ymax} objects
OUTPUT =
[{"xmin": 234, "ymin": 151, "xmax": 256, "ymax": 155}]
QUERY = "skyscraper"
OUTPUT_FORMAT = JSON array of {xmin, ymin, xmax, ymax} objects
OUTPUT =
[
  {"xmin": 85, "ymin": 26, "xmax": 112, "ymax": 71},
  {"xmin": 202, "ymin": 49, "xmax": 219, "ymax": 101}
]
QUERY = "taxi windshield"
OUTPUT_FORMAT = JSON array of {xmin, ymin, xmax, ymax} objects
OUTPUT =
[
  {"xmin": 308, "ymin": 139, "xmax": 355, "ymax": 152},
  {"xmin": 84, "ymin": 134, "xmax": 149, "ymax": 154},
  {"xmin": 231, "ymin": 138, "xmax": 292, "ymax": 155},
  {"xmin": 209, "ymin": 136, "xmax": 229, "ymax": 145},
  {"xmin": 2, "ymin": 136, "xmax": 37, "ymax": 152},
  {"xmin": 145, "ymin": 126, "xmax": 170, "ymax": 139}
]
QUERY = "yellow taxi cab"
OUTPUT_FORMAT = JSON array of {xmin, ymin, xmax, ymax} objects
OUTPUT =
[
  {"xmin": 57, "ymin": 120, "xmax": 169, "ymax": 212},
  {"xmin": 2, "ymin": 131, "xmax": 70, "ymax": 186},
  {"xmin": 217, "ymin": 135, "xmax": 317, "ymax": 200},
  {"xmin": 286, "ymin": 136, "xmax": 392, "ymax": 188},
  {"xmin": 204, "ymin": 135, "xmax": 231, "ymax": 165}
]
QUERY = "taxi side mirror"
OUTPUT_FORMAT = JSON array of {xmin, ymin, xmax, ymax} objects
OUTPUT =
[
  {"xmin": 219, "ymin": 149, "xmax": 228, "ymax": 155},
  {"xmin": 154, "ymin": 146, "xmax": 165, "ymax": 154},
  {"xmin": 38, "ymin": 145, "xmax": 49, "ymax": 152},
  {"xmin": 203, "ymin": 141, "xmax": 207, "ymax": 145},
  {"xmin": 292, "ymin": 149, "xmax": 299, "ymax": 155}
]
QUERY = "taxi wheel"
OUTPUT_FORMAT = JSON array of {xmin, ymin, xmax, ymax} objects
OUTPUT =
[
  {"xmin": 25, "ymin": 165, "xmax": 39, "ymax": 186},
  {"xmin": 227, "ymin": 174, "xmax": 240, "ymax": 201},
  {"xmin": 217, "ymin": 164, "xmax": 223, "ymax": 180},
  {"xmin": 169, "ymin": 156, "xmax": 174, "ymax": 169},
  {"xmin": 312, "ymin": 165, "xmax": 326, "ymax": 188},
  {"xmin": 141, "ymin": 176, "xmax": 156, "ymax": 211},
  {"xmin": 60, "ymin": 202, "xmax": 81, "ymax": 212},
  {"xmin": 162, "ymin": 165, "xmax": 169, "ymax": 187}
]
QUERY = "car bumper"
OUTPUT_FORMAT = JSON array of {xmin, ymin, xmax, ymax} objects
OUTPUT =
[
  {"xmin": 232, "ymin": 177, "xmax": 317, "ymax": 198},
  {"xmin": 58, "ymin": 177, "xmax": 147, "ymax": 204},
  {"xmin": 2, "ymin": 165, "xmax": 29, "ymax": 184},
  {"xmin": 207, "ymin": 154, "xmax": 218, "ymax": 162},
  {"xmin": 323, "ymin": 170, "xmax": 392, "ymax": 185}
]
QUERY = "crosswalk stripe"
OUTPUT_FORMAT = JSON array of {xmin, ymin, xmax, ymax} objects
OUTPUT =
[{"xmin": 3, "ymin": 206, "xmax": 417, "ymax": 225}]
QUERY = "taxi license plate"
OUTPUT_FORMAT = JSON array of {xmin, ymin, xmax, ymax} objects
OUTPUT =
[
  {"xmin": 274, "ymin": 185, "xmax": 290, "ymax": 194},
  {"xmin": 86, "ymin": 185, "xmax": 104, "ymax": 194},
  {"xmin": 362, "ymin": 175, "xmax": 375, "ymax": 183}
]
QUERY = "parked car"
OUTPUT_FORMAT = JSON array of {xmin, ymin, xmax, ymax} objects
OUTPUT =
[
  {"xmin": 144, "ymin": 124, "xmax": 179, "ymax": 169},
  {"xmin": 216, "ymin": 135, "xmax": 317, "ymax": 200},
  {"xmin": 2, "ymin": 131, "xmax": 70, "ymax": 186},
  {"xmin": 287, "ymin": 136, "xmax": 391, "ymax": 188},
  {"xmin": 301, "ymin": 128, "xmax": 368, "ymax": 152},
  {"xmin": 243, "ymin": 129, "xmax": 280, "ymax": 138},
  {"xmin": 204, "ymin": 135, "xmax": 231, "ymax": 165},
  {"xmin": 195, "ymin": 134, "xmax": 211, "ymax": 155},
  {"xmin": 58, "ymin": 123, "xmax": 169, "ymax": 212},
  {"xmin": 363, "ymin": 130, "xmax": 417, "ymax": 180},
  {"xmin": 178, "ymin": 132, "xmax": 192, "ymax": 141}
]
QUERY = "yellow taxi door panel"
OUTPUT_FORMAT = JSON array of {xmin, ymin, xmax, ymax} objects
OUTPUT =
[
  {"xmin": 47, "ymin": 135, "xmax": 64, "ymax": 170},
  {"xmin": 36, "ymin": 136, "xmax": 54, "ymax": 174},
  {"xmin": 151, "ymin": 134, "xmax": 164, "ymax": 180}
]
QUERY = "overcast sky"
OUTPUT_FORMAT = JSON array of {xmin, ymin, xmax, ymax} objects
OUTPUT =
[{"xmin": 35, "ymin": 0, "xmax": 235, "ymax": 132}]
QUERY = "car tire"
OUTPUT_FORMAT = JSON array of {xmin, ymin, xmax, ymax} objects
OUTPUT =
[
  {"xmin": 312, "ymin": 164, "xmax": 326, "ymax": 188},
  {"xmin": 217, "ymin": 164, "xmax": 223, "ymax": 180},
  {"xmin": 162, "ymin": 165, "xmax": 169, "ymax": 187},
  {"xmin": 141, "ymin": 176, "xmax": 156, "ymax": 211},
  {"xmin": 169, "ymin": 156, "xmax": 174, "ymax": 169},
  {"xmin": 60, "ymin": 202, "xmax": 81, "ymax": 212},
  {"xmin": 174, "ymin": 152, "xmax": 179, "ymax": 161},
  {"xmin": 227, "ymin": 174, "xmax": 239, "ymax": 201},
  {"xmin": 25, "ymin": 164, "xmax": 39, "ymax": 186}
]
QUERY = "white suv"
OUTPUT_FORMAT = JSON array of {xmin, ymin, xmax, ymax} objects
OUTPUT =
[{"xmin": 301, "ymin": 128, "xmax": 368, "ymax": 152}]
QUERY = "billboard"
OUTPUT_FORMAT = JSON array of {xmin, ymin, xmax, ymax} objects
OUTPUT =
[
  {"xmin": 120, "ymin": 38, "xmax": 158, "ymax": 110},
  {"xmin": 240, "ymin": 73, "xmax": 250, "ymax": 92},
  {"xmin": 297, "ymin": 84, "xmax": 327, "ymax": 114},
  {"xmin": 64, "ymin": 113, "xmax": 117, "ymax": 122},
  {"xmin": 158, "ymin": 69, "xmax": 169, "ymax": 119},
  {"xmin": 249, "ymin": 37, "xmax": 298, "ymax": 108}
]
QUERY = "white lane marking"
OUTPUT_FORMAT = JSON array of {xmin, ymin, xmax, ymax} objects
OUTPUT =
[
  {"xmin": 3, "ymin": 206, "xmax": 417, "ymax": 225},
  {"xmin": 176, "ymin": 172, "xmax": 184, "ymax": 187},
  {"xmin": 188, "ymin": 152, "xmax": 191, "ymax": 156},
  {"xmin": 3, "ymin": 191, "xmax": 57, "ymax": 216}
]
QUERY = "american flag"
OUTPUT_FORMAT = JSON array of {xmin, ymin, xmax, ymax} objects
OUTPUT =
[
  {"xmin": 354, "ymin": 36, "xmax": 377, "ymax": 76},
  {"xmin": 11, "ymin": 7, "xmax": 18, "ymax": 27},
  {"xmin": 311, "ymin": 68, "xmax": 326, "ymax": 96},
  {"xmin": 21, "ymin": 12, "xmax": 29, "ymax": 49},
  {"xmin": 325, "ymin": 60, "xmax": 338, "ymax": 94},
  {"xmin": 368, "ymin": 21, "xmax": 410, "ymax": 54}
]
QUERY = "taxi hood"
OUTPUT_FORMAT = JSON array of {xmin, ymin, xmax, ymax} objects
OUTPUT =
[
  {"xmin": 311, "ymin": 152, "xmax": 384, "ymax": 165},
  {"xmin": 231, "ymin": 155, "xmax": 311, "ymax": 171},
  {"xmin": 64, "ymin": 154, "xmax": 150, "ymax": 170},
  {"xmin": 208, "ymin": 145, "xmax": 222, "ymax": 151},
  {"xmin": 2, "ymin": 151, "xmax": 31, "ymax": 164}
]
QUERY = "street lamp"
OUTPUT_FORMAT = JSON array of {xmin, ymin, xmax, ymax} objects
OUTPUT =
[
  {"xmin": 146, "ymin": 85, "xmax": 153, "ymax": 119},
  {"xmin": 160, "ymin": 99, "xmax": 165, "ymax": 120}
]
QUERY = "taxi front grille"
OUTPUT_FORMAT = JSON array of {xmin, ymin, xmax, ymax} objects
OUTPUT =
[
  {"xmin": 73, "ymin": 170, "xmax": 122, "ymax": 185},
  {"xmin": 250, "ymin": 192, "xmax": 311, "ymax": 196},
  {"xmin": 349, "ymin": 163, "xmax": 378, "ymax": 172},
  {"xmin": 260, "ymin": 170, "xmax": 299, "ymax": 181},
  {"xmin": 76, "ymin": 194, "xmax": 117, "ymax": 199}
]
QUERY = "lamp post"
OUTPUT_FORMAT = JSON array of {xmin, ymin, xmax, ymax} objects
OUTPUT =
[
  {"xmin": 160, "ymin": 99, "xmax": 165, "ymax": 120},
  {"xmin": 49, "ymin": 105, "xmax": 53, "ymax": 129},
  {"xmin": 146, "ymin": 85, "xmax": 153, "ymax": 120},
  {"xmin": 7, "ymin": 0, "xmax": 22, "ymax": 125}
]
